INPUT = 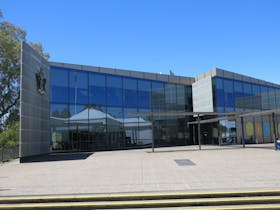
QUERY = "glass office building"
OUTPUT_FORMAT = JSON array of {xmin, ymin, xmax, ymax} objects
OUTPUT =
[
  {"xmin": 19, "ymin": 42, "xmax": 280, "ymax": 161},
  {"xmin": 212, "ymin": 76, "xmax": 280, "ymax": 112},
  {"xmin": 49, "ymin": 62, "xmax": 280, "ymax": 152},
  {"xmin": 192, "ymin": 68, "xmax": 280, "ymax": 145},
  {"xmin": 50, "ymin": 64, "xmax": 194, "ymax": 151}
]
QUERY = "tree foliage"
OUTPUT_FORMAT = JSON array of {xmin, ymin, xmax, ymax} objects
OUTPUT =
[
  {"xmin": 0, "ymin": 10, "xmax": 49, "ymax": 130},
  {"xmin": 0, "ymin": 122, "xmax": 19, "ymax": 148}
]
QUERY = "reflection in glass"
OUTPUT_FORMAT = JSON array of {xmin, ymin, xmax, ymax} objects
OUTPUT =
[
  {"xmin": 215, "ymin": 77, "xmax": 225, "ymax": 111},
  {"xmin": 107, "ymin": 107, "xmax": 124, "ymax": 149},
  {"xmin": 50, "ymin": 66, "xmax": 197, "ymax": 151},
  {"xmin": 124, "ymin": 78, "xmax": 138, "ymax": 107},
  {"xmin": 50, "ymin": 67, "xmax": 69, "ymax": 103},
  {"xmin": 89, "ymin": 73, "xmax": 106, "ymax": 106},
  {"xmin": 138, "ymin": 80, "xmax": 151, "ymax": 108},
  {"xmin": 224, "ymin": 79, "xmax": 234, "ymax": 109},
  {"xmin": 152, "ymin": 81, "xmax": 165, "ymax": 112},
  {"xmin": 50, "ymin": 103, "xmax": 70, "ymax": 150},
  {"xmin": 165, "ymin": 84, "xmax": 177, "ymax": 110},
  {"xmin": 69, "ymin": 70, "xmax": 88, "ymax": 104},
  {"xmin": 107, "ymin": 75, "xmax": 123, "ymax": 106},
  {"xmin": 123, "ymin": 108, "xmax": 139, "ymax": 146},
  {"xmin": 88, "ymin": 106, "xmax": 107, "ymax": 150},
  {"xmin": 138, "ymin": 108, "xmax": 153, "ymax": 146},
  {"xmin": 268, "ymin": 88, "xmax": 276, "ymax": 109}
]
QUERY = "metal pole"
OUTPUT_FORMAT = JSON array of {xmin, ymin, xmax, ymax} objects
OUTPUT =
[
  {"xmin": 151, "ymin": 116, "xmax": 155, "ymax": 152},
  {"xmin": 198, "ymin": 114, "xmax": 201, "ymax": 150},
  {"xmin": 272, "ymin": 112, "xmax": 277, "ymax": 151},
  {"xmin": 241, "ymin": 117, "xmax": 245, "ymax": 148},
  {"xmin": 192, "ymin": 124, "xmax": 196, "ymax": 145}
]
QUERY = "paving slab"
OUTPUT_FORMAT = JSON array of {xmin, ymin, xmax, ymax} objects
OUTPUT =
[{"xmin": 0, "ymin": 144, "xmax": 280, "ymax": 196}]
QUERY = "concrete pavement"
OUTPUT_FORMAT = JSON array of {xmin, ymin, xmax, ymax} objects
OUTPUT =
[{"xmin": 0, "ymin": 144, "xmax": 280, "ymax": 196}]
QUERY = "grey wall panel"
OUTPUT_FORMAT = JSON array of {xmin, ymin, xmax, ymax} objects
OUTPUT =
[
  {"xmin": 50, "ymin": 61, "xmax": 195, "ymax": 85},
  {"xmin": 192, "ymin": 76, "xmax": 214, "ymax": 112},
  {"xmin": 99, "ymin": 67, "xmax": 116, "ymax": 75},
  {"xmin": 20, "ymin": 42, "xmax": 50, "ymax": 160}
]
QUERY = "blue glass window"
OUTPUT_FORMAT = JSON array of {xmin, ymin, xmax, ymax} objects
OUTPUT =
[
  {"xmin": 268, "ymin": 87, "xmax": 276, "ymax": 109},
  {"xmin": 89, "ymin": 73, "xmax": 106, "ymax": 105},
  {"xmin": 276, "ymin": 89, "xmax": 280, "ymax": 109},
  {"xmin": 260, "ymin": 86, "xmax": 269, "ymax": 110},
  {"xmin": 152, "ymin": 81, "xmax": 165, "ymax": 111},
  {"xmin": 234, "ymin": 81, "xmax": 244, "ymax": 99},
  {"xmin": 243, "ymin": 82, "xmax": 252, "ymax": 96},
  {"xmin": 107, "ymin": 107, "xmax": 123, "ymax": 123},
  {"xmin": 50, "ymin": 103, "xmax": 70, "ymax": 118},
  {"xmin": 69, "ymin": 104, "xmax": 87, "ymax": 117},
  {"xmin": 107, "ymin": 75, "xmax": 123, "ymax": 106},
  {"xmin": 176, "ymin": 85, "xmax": 186, "ymax": 111},
  {"xmin": 186, "ymin": 86, "xmax": 193, "ymax": 111},
  {"xmin": 124, "ymin": 78, "xmax": 138, "ymax": 107},
  {"xmin": 252, "ymin": 84, "xmax": 260, "ymax": 96},
  {"xmin": 69, "ymin": 70, "xmax": 88, "ymax": 104},
  {"xmin": 260, "ymin": 86, "xmax": 268, "ymax": 93},
  {"xmin": 165, "ymin": 84, "xmax": 177, "ymax": 110},
  {"xmin": 233, "ymin": 81, "xmax": 244, "ymax": 111},
  {"xmin": 50, "ymin": 67, "xmax": 69, "ymax": 103},
  {"xmin": 138, "ymin": 80, "xmax": 151, "ymax": 109},
  {"xmin": 215, "ymin": 77, "xmax": 225, "ymax": 108},
  {"xmin": 224, "ymin": 79, "xmax": 234, "ymax": 108}
]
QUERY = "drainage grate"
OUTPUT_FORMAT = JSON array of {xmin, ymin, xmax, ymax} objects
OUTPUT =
[{"xmin": 174, "ymin": 159, "xmax": 195, "ymax": 166}]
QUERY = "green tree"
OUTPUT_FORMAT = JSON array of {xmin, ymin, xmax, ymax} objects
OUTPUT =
[
  {"xmin": 0, "ymin": 122, "xmax": 19, "ymax": 148},
  {"xmin": 0, "ymin": 10, "xmax": 49, "ymax": 130}
]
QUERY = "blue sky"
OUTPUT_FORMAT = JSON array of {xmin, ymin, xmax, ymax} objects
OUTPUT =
[{"xmin": 1, "ymin": 0, "xmax": 280, "ymax": 83}]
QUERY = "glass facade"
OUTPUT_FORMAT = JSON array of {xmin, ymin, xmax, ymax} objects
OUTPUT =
[
  {"xmin": 213, "ymin": 76, "xmax": 280, "ymax": 112},
  {"xmin": 50, "ymin": 66, "xmax": 193, "ymax": 151},
  {"xmin": 212, "ymin": 76, "xmax": 280, "ymax": 144}
]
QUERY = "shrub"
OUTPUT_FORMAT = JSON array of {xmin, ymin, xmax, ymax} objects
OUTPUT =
[{"xmin": 0, "ymin": 122, "xmax": 19, "ymax": 148}]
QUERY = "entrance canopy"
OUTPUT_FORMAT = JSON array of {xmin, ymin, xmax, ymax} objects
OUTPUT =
[
  {"xmin": 129, "ymin": 109, "xmax": 280, "ymax": 151},
  {"xmin": 129, "ymin": 111, "xmax": 238, "ymax": 117}
]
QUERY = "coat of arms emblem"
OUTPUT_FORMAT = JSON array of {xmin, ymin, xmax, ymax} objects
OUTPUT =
[{"xmin": 35, "ymin": 68, "xmax": 46, "ymax": 95}]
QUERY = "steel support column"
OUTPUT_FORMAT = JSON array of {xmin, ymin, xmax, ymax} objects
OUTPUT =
[
  {"xmin": 197, "ymin": 115, "xmax": 201, "ymax": 150},
  {"xmin": 241, "ymin": 117, "xmax": 245, "ymax": 148}
]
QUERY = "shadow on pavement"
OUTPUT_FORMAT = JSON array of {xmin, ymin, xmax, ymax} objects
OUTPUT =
[
  {"xmin": 146, "ymin": 144, "xmax": 275, "ymax": 153},
  {"xmin": 21, "ymin": 152, "xmax": 94, "ymax": 163}
]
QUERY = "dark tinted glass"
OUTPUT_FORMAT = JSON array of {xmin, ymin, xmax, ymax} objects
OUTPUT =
[
  {"xmin": 186, "ymin": 86, "xmax": 193, "ymax": 111},
  {"xmin": 177, "ymin": 85, "xmax": 186, "ymax": 111},
  {"xmin": 152, "ymin": 81, "xmax": 165, "ymax": 111},
  {"xmin": 165, "ymin": 84, "xmax": 177, "ymax": 110},
  {"xmin": 268, "ymin": 87, "xmax": 276, "ymax": 109},
  {"xmin": 260, "ymin": 86, "xmax": 269, "ymax": 110}
]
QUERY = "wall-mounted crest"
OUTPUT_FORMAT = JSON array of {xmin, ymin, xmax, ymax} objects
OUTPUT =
[{"xmin": 35, "ymin": 68, "xmax": 46, "ymax": 95}]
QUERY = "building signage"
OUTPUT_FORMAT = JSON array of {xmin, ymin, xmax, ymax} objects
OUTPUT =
[{"xmin": 35, "ymin": 68, "xmax": 46, "ymax": 95}]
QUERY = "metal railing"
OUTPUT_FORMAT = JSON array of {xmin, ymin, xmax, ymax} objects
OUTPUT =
[{"xmin": 0, "ymin": 147, "xmax": 19, "ymax": 162}]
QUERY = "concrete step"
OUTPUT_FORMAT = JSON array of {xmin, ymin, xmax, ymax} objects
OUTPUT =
[
  {"xmin": 1, "ymin": 190, "xmax": 280, "ymax": 204},
  {"xmin": 0, "ymin": 190, "xmax": 280, "ymax": 209}
]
